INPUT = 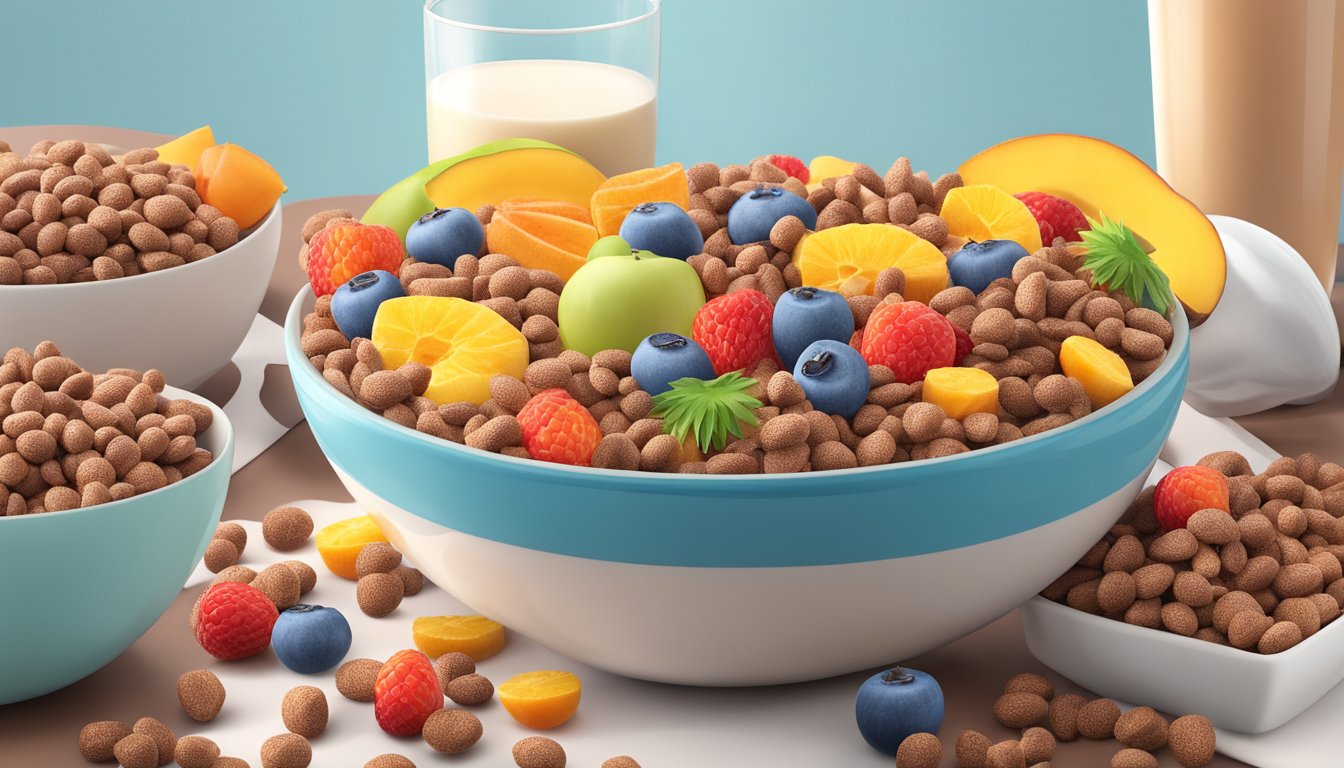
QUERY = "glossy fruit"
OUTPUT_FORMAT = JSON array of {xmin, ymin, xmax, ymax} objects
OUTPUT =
[
  {"xmin": 517, "ymin": 389, "xmax": 603, "ymax": 466},
  {"xmin": 793, "ymin": 223, "xmax": 949, "ymax": 303},
  {"xmin": 412, "ymin": 615, "xmax": 507, "ymax": 661},
  {"xmin": 497, "ymin": 670, "xmax": 583, "ymax": 730},
  {"xmin": 692, "ymin": 289, "xmax": 776, "ymax": 375},
  {"xmin": 771, "ymin": 286, "xmax": 854, "ymax": 371},
  {"xmin": 155, "ymin": 125, "xmax": 215, "ymax": 170},
  {"xmin": 315, "ymin": 515, "xmax": 389, "ymax": 580},
  {"xmin": 195, "ymin": 142, "xmax": 285, "ymax": 230},
  {"xmin": 939, "ymin": 184, "xmax": 1043, "ymax": 254},
  {"xmin": 860, "ymin": 302, "xmax": 957, "ymax": 384},
  {"xmin": 807, "ymin": 155, "xmax": 857, "ymax": 189},
  {"xmin": 590, "ymin": 163, "xmax": 690, "ymax": 237},
  {"xmin": 306, "ymin": 224, "xmax": 404, "ymax": 298},
  {"xmin": 406, "ymin": 207, "xmax": 485, "ymax": 268},
  {"xmin": 855, "ymin": 667, "xmax": 945, "ymax": 756},
  {"xmin": 947, "ymin": 239, "xmax": 1030, "ymax": 295},
  {"xmin": 1154, "ymin": 466, "xmax": 1231, "ymax": 531},
  {"xmin": 793, "ymin": 340, "xmax": 871, "ymax": 418},
  {"xmin": 374, "ymin": 650, "xmax": 443, "ymax": 737},
  {"xmin": 372, "ymin": 296, "xmax": 529, "ymax": 405},
  {"xmin": 272, "ymin": 604, "xmax": 352, "ymax": 674},
  {"xmin": 922, "ymin": 367, "xmax": 1000, "ymax": 419},
  {"xmin": 331, "ymin": 270, "xmax": 405, "ymax": 341},
  {"xmin": 768, "ymin": 154, "xmax": 809, "ymax": 184},
  {"xmin": 951, "ymin": 324, "xmax": 974, "ymax": 364},
  {"xmin": 1059, "ymin": 335, "xmax": 1134, "ymax": 407},
  {"xmin": 618, "ymin": 202, "xmax": 704, "ymax": 261},
  {"xmin": 726, "ymin": 186, "xmax": 817, "ymax": 245},
  {"xmin": 587, "ymin": 235, "xmax": 632, "ymax": 260},
  {"xmin": 194, "ymin": 582, "xmax": 278, "ymax": 661},
  {"xmin": 1015, "ymin": 191, "xmax": 1088, "ymax": 244},
  {"xmin": 486, "ymin": 197, "xmax": 598, "ymax": 281},
  {"xmin": 630, "ymin": 333, "xmax": 717, "ymax": 395},
  {"xmin": 557, "ymin": 251, "xmax": 706, "ymax": 355}
]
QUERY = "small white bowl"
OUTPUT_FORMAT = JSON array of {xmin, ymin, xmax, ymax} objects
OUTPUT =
[
  {"xmin": 1021, "ymin": 596, "xmax": 1344, "ymax": 733},
  {"xmin": 0, "ymin": 203, "xmax": 282, "ymax": 389}
]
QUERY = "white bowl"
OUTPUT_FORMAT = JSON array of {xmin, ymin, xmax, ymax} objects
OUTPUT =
[
  {"xmin": 0, "ymin": 204, "xmax": 282, "ymax": 389},
  {"xmin": 1021, "ymin": 596, "xmax": 1344, "ymax": 733}
]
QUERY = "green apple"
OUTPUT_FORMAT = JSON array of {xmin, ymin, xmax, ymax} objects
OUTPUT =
[
  {"xmin": 588, "ymin": 235, "xmax": 632, "ymax": 261},
  {"xmin": 558, "ymin": 251, "xmax": 707, "ymax": 355}
]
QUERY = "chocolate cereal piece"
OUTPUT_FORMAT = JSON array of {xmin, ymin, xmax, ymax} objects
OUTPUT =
[
  {"xmin": 1003, "ymin": 672, "xmax": 1054, "ymax": 700},
  {"xmin": 203, "ymin": 538, "xmax": 239, "ymax": 573},
  {"xmin": 1111, "ymin": 748, "xmax": 1158, "ymax": 768},
  {"xmin": 993, "ymin": 691, "xmax": 1048, "ymax": 729},
  {"xmin": 1168, "ymin": 714, "xmax": 1216, "ymax": 767},
  {"xmin": 214, "ymin": 521, "xmax": 247, "ymax": 554},
  {"xmin": 131, "ymin": 716, "xmax": 176, "ymax": 767},
  {"xmin": 279, "ymin": 560, "xmax": 317, "ymax": 595},
  {"xmin": 601, "ymin": 758, "xmax": 641, "ymax": 768},
  {"xmin": 393, "ymin": 564, "xmax": 423, "ymax": 596},
  {"xmin": 355, "ymin": 542, "xmax": 403, "ymax": 577},
  {"xmin": 79, "ymin": 720, "xmax": 131, "ymax": 761},
  {"xmin": 446, "ymin": 673, "xmax": 494, "ymax": 706},
  {"xmin": 262, "ymin": 506, "xmax": 314, "ymax": 551},
  {"xmin": 177, "ymin": 669, "xmax": 226, "ymax": 722},
  {"xmin": 895, "ymin": 732, "xmax": 941, "ymax": 768},
  {"xmin": 1077, "ymin": 698, "xmax": 1122, "ymax": 740},
  {"xmin": 336, "ymin": 658, "xmax": 381, "ymax": 702},
  {"xmin": 434, "ymin": 652, "xmax": 476, "ymax": 693},
  {"xmin": 113, "ymin": 732, "xmax": 159, "ymax": 768},
  {"xmin": 1113, "ymin": 706, "xmax": 1168, "ymax": 751},
  {"xmin": 260, "ymin": 733, "xmax": 311, "ymax": 768},
  {"xmin": 254, "ymin": 563, "xmax": 301, "ymax": 610},
  {"xmin": 356, "ymin": 572, "xmax": 404, "ymax": 617},
  {"xmin": 422, "ymin": 708, "xmax": 482, "ymax": 754},
  {"xmin": 1020, "ymin": 727, "xmax": 1055, "ymax": 764},
  {"xmin": 281, "ymin": 685, "xmax": 328, "ymax": 739},
  {"xmin": 513, "ymin": 736, "xmax": 566, "ymax": 768},
  {"xmin": 174, "ymin": 736, "xmax": 220, "ymax": 768},
  {"xmin": 955, "ymin": 730, "xmax": 991, "ymax": 767},
  {"xmin": 364, "ymin": 756, "xmax": 416, "ymax": 768}
]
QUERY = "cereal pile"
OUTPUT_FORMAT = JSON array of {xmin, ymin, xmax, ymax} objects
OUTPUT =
[
  {"xmin": 1043, "ymin": 450, "xmax": 1344, "ymax": 653},
  {"xmin": 0, "ymin": 138, "xmax": 241, "ymax": 284},
  {"xmin": 0, "ymin": 342, "xmax": 214, "ymax": 514}
]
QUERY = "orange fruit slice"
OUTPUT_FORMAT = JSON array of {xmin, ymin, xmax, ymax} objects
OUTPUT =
[
  {"xmin": 371, "ymin": 296, "xmax": 528, "ymax": 405},
  {"xmin": 497, "ymin": 670, "xmax": 582, "ymax": 730},
  {"xmin": 939, "ymin": 184, "xmax": 1043, "ymax": 253},
  {"xmin": 922, "ymin": 367, "xmax": 1000, "ymax": 419},
  {"xmin": 792, "ymin": 223, "xmax": 949, "ymax": 303},
  {"xmin": 412, "ymin": 615, "xmax": 506, "ymax": 661},
  {"xmin": 1060, "ymin": 335, "xmax": 1134, "ymax": 407},
  {"xmin": 195, "ymin": 143, "xmax": 285, "ymax": 229},
  {"xmin": 155, "ymin": 125, "xmax": 215, "ymax": 171},
  {"xmin": 315, "ymin": 516, "xmax": 388, "ymax": 579},
  {"xmin": 589, "ymin": 163, "xmax": 690, "ymax": 237},
  {"xmin": 486, "ymin": 197, "xmax": 599, "ymax": 280}
]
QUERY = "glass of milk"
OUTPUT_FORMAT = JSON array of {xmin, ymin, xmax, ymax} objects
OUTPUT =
[{"xmin": 424, "ymin": 0, "xmax": 660, "ymax": 176}]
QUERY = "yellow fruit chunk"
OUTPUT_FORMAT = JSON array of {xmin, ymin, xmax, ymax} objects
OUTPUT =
[
  {"xmin": 196, "ymin": 143, "xmax": 286, "ymax": 229},
  {"xmin": 425, "ymin": 142, "xmax": 607, "ymax": 215},
  {"xmin": 486, "ymin": 197, "xmax": 598, "ymax": 281},
  {"xmin": 498, "ymin": 670, "xmax": 582, "ymax": 730},
  {"xmin": 155, "ymin": 125, "xmax": 215, "ymax": 170},
  {"xmin": 922, "ymin": 367, "xmax": 1000, "ymax": 420},
  {"xmin": 1060, "ymin": 335, "xmax": 1134, "ymax": 407},
  {"xmin": 590, "ymin": 163, "xmax": 689, "ymax": 237},
  {"xmin": 807, "ymin": 155, "xmax": 857, "ymax": 190},
  {"xmin": 793, "ymin": 223, "xmax": 949, "ymax": 303},
  {"xmin": 413, "ymin": 615, "xmax": 506, "ymax": 661},
  {"xmin": 940, "ymin": 184, "xmax": 1043, "ymax": 254},
  {"xmin": 315, "ymin": 516, "xmax": 388, "ymax": 580},
  {"xmin": 372, "ymin": 296, "xmax": 528, "ymax": 405}
]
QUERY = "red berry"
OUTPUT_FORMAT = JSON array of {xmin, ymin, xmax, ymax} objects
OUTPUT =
[
  {"xmin": 692, "ymin": 289, "xmax": 776, "ymax": 375},
  {"xmin": 306, "ymin": 223, "xmax": 404, "ymax": 297},
  {"xmin": 194, "ymin": 582, "xmax": 278, "ymax": 661},
  {"xmin": 951, "ymin": 324, "xmax": 974, "ymax": 365},
  {"xmin": 374, "ymin": 649, "xmax": 443, "ymax": 737},
  {"xmin": 768, "ymin": 154, "xmax": 809, "ymax": 184},
  {"xmin": 1015, "ymin": 191, "xmax": 1089, "ymax": 245},
  {"xmin": 1154, "ymin": 465, "xmax": 1231, "ymax": 531},
  {"xmin": 517, "ymin": 388, "xmax": 602, "ymax": 466},
  {"xmin": 859, "ymin": 302, "xmax": 957, "ymax": 384},
  {"xmin": 849, "ymin": 328, "xmax": 864, "ymax": 352}
]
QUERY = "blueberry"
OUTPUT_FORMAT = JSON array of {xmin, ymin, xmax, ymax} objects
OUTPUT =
[
  {"xmin": 331, "ymin": 270, "xmax": 405, "ymax": 341},
  {"xmin": 726, "ymin": 186, "xmax": 817, "ymax": 245},
  {"xmin": 772, "ymin": 286, "xmax": 854, "ymax": 370},
  {"xmin": 947, "ymin": 239, "xmax": 1029, "ymax": 294},
  {"xmin": 405, "ymin": 207, "xmax": 485, "ymax": 268},
  {"xmin": 618, "ymin": 203, "xmax": 704, "ymax": 261},
  {"xmin": 792, "ymin": 340, "xmax": 869, "ymax": 418},
  {"xmin": 631, "ymin": 333, "xmax": 717, "ymax": 396},
  {"xmin": 855, "ymin": 666, "xmax": 945, "ymax": 756},
  {"xmin": 271, "ymin": 604, "xmax": 352, "ymax": 674}
]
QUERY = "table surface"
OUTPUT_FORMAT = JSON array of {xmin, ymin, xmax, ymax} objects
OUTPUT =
[{"xmin": 2, "ymin": 125, "xmax": 1342, "ymax": 767}]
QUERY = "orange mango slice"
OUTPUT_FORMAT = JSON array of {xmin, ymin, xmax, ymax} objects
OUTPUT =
[
  {"xmin": 486, "ymin": 197, "xmax": 599, "ymax": 281},
  {"xmin": 922, "ymin": 367, "xmax": 1000, "ymax": 419},
  {"xmin": 315, "ymin": 516, "xmax": 388, "ymax": 580},
  {"xmin": 498, "ymin": 670, "xmax": 583, "ymax": 730},
  {"xmin": 155, "ymin": 125, "xmax": 215, "ymax": 171},
  {"xmin": 196, "ymin": 142, "xmax": 285, "ymax": 230},
  {"xmin": 412, "ymin": 615, "xmax": 506, "ymax": 661},
  {"xmin": 1060, "ymin": 335, "xmax": 1134, "ymax": 407},
  {"xmin": 589, "ymin": 163, "xmax": 690, "ymax": 237}
]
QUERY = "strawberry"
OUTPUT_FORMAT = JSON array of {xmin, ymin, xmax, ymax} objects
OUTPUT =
[
  {"xmin": 768, "ymin": 154, "xmax": 809, "ymax": 184},
  {"xmin": 517, "ymin": 388, "xmax": 603, "ymax": 466},
  {"xmin": 306, "ymin": 223, "xmax": 403, "ymax": 297},
  {"xmin": 194, "ymin": 582, "xmax": 278, "ymax": 661},
  {"xmin": 1015, "ymin": 191, "xmax": 1089, "ymax": 245},
  {"xmin": 692, "ymin": 289, "xmax": 776, "ymax": 375},
  {"xmin": 859, "ymin": 301, "xmax": 957, "ymax": 384},
  {"xmin": 1154, "ymin": 465, "xmax": 1231, "ymax": 531},
  {"xmin": 374, "ymin": 649, "xmax": 443, "ymax": 736},
  {"xmin": 951, "ymin": 323, "xmax": 974, "ymax": 365}
]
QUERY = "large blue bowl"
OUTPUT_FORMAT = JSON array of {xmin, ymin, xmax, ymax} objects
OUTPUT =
[{"xmin": 287, "ymin": 288, "xmax": 1188, "ymax": 685}]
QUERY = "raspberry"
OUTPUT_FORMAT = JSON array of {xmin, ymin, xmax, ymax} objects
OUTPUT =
[
  {"xmin": 951, "ymin": 324, "xmax": 974, "ymax": 365},
  {"xmin": 768, "ymin": 154, "xmax": 809, "ymax": 184},
  {"xmin": 374, "ymin": 649, "xmax": 443, "ymax": 737},
  {"xmin": 194, "ymin": 582, "xmax": 278, "ymax": 661},
  {"xmin": 849, "ymin": 328, "xmax": 864, "ymax": 352},
  {"xmin": 1154, "ymin": 465, "xmax": 1231, "ymax": 531},
  {"xmin": 517, "ymin": 389, "xmax": 602, "ymax": 466},
  {"xmin": 692, "ymin": 289, "xmax": 776, "ymax": 375},
  {"xmin": 307, "ymin": 223, "xmax": 403, "ymax": 297},
  {"xmin": 1015, "ymin": 191, "xmax": 1089, "ymax": 244},
  {"xmin": 859, "ymin": 302, "xmax": 956, "ymax": 384}
]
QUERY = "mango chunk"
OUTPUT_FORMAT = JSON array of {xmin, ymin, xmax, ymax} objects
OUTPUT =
[
  {"xmin": 1060, "ymin": 335, "xmax": 1134, "ymax": 407},
  {"xmin": 413, "ymin": 615, "xmax": 507, "ymax": 661},
  {"xmin": 155, "ymin": 125, "xmax": 215, "ymax": 170},
  {"xmin": 922, "ymin": 367, "xmax": 999, "ymax": 420}
]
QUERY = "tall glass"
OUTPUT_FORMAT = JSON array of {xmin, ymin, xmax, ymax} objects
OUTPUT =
[{"xmin": 424, "ymin": 0, "xmax": 660, "ymax": 176}]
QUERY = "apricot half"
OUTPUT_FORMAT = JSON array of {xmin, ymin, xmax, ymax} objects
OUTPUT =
[{"xmin": 196, "ymin": 143, "xmax": 285, "ymax": 229}]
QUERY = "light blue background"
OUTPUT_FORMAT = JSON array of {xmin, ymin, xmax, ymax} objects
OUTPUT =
[{"xmin": 3, "ymin": 0, "xmax": 1341, "ymax": 239}]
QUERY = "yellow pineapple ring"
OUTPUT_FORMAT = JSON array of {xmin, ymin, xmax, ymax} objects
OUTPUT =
[{"xmin": 793, "ymin": 223, "xmax": 949, "ymax": 303}]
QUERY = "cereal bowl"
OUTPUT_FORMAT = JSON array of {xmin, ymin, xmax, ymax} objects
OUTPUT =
[
  {"xmin": 286, "ymin": 287, "xmax": 1189, "ymax": 686},
  {"xmin": 0, "ymin": 203, "xmax": 281, "ymax": 390},
  {"xmin": 0, "ymin": 387, "xmax": 233, "ymax": 704}
]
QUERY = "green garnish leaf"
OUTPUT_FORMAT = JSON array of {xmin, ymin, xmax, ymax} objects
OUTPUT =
[
  {"xmin": 1078, "ymin": 214, "xmax": 1174, "ymax": 315},
  {"xmin": 651, "ymin": 372, "xmax": 764, "ymax": 453}
]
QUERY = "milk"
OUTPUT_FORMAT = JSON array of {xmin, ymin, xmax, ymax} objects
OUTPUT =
[{"xmin": 427, "ymin": 59, "xmax": 657, "ymax": 177}]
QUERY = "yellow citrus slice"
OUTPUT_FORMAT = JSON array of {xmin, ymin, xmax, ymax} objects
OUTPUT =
[
  {"xmin": 922, "ymin": 367, "xmax": 1000, "ymax": 419},
  {"xmin": 589, "ymin": 163, "xmax": 689, "ymax": 237},
  {"xmin": 412, "ymin": 615, "xmax": 507, "ymax": 661},
  {"xmin": 1060, "ymin": 335, "xmax": 1134, "ymax": 407},
  {"xmin": 315, "ymin": 516, "xmax": 388, "ymax": 580},
  {"xmin": 372, "ymin": 296, "xmax": 528, "ymax": 406},
  {"xmin": 497, "ymin": 670, "xmax": 583, "ymax": 729},
  {"xmin": 793, "ymin": 223, "xmax": 949, "ymax": 303},
  {"xmin": 940, "ymin": 184, "xmax": 1044, "ymax": 253}
]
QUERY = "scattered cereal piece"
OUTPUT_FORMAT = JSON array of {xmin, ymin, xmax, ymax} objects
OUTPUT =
[
  {"xmin": 1168, "ymin": 714, "xmax": 1216, "ymax": 767},
  {"xmin": 131, "ymin": 716, "xmax": 176, "ymax": 767},
  {"xmin": 1111, "ymin": 747, "xmax": 1158, "ymax": 768},
  {"xmin": 434, "ymin": 652, "xmax": 477, "ymax": 693},
  {"xmin": 393, "ymin": 564, "xmax": 423, "ymax": 596},
  {"xmin": 513, "ymin": 736, "xmax": 566, "ymax": 768},
  {"xmin": 1021, "ymin": 727, "xmax": 1056, "ymax": 763},
  {"xmin": 601, "ymin": 758, "xmax": 641, "ymax": 768},
  {"xmin": 263, "ymin": 506, "xmax": 314, "ymax": 551},
  {"xmin": 79, "ymin": 720, "xmax": 131, "ymax": 761},
  {"xmin": 1113, "ymin": 706, "xmax": 1168, "ymax": 751},
  {"xmin": 280, "ymin": 560, "xmax": 317, "ymax": 595},
  {"xmin": 336, "ymin": 658, "xmax": 382, "ymax": 702},
  {"xmin": 955, "ymin": 730, "xmax": 991, "ymax": 768},
  {"xmin": 357, "ymin": 572, "xmax": 404, "ymax": 617},
  {"xmin": 1004, "ymin": 672, "xmax": 1054, "ymax": 700},
  {"xmin": 177, "ymin": 669, "xmax": 226, "ymax": 722},
  {"xmin": 214, "ymin": 522, "xmax": 247, "ymax": 553},
  {"xmin": 113, "ymin": 732, "xmax": 159, "ymax": 768},
  {"xmin": 1047, "ymin": 693, "xmax": 1087, "ymax": 742},
  {"xmin": 1077, "ymin": 698, "xmax": 1121, "ymax": 739},
  {"xmin": 422, "ymin": 708, "xmax": 483, "ymax": 754},
  {"xmin": 174, "ymin": 736, "xmax": 221, "ymax": 768},
  {"xmin": 446, "ymin": 673, "xmax": 494, "ymax": 706},
  {"xmin": 895, "ymin": 732, "xmax": 941, "ymax": 768},
  {"xmin": 984, "ymin": 739, "xmax": 1024, "ymax": 768},
  {"xmin": 355, "ymin": 542, "xmax": 403, "ymax": 578},
  {"xmin": 994, "ymin": 691, "xmax": 1048, "ymax": 729},
  {"xmin": 281, "ymin": 685, "xmax": 328, "ymax": 739},
  {"xmin": 364, "ymin": 756, "xmax": 415, "ymax": 768},
  {"xmin": 260, "ymin": 733, "xmax": 311, "ymax": 768},
  {"xmin": 204, "ymin": 538, "xmax": 240, "ymax": 573},
  {"xmin": 254, "ymin": 563, "xmax": 302, "ymax": 610}
]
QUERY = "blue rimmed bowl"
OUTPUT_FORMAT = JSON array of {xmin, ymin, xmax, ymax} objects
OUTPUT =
[{"xmin": 286, "ymin": 287, "xmax": 1188, "ymax": 686}]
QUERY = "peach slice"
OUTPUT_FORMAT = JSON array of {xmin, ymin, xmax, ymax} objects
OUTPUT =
[
  {"xmin": 196, "ymin": 143, "xmax": 285, "ymax": 229},
  {"xmin": 590, "ymin": 163, "xmax": 690, "ymax": 237},
  {"xmin": 155, "ymin": 125, "xmax": 215, "ymax": 171},
  {"xmin": 486, "ymin": 197, "xmax": 599, "ymax": 281}
]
